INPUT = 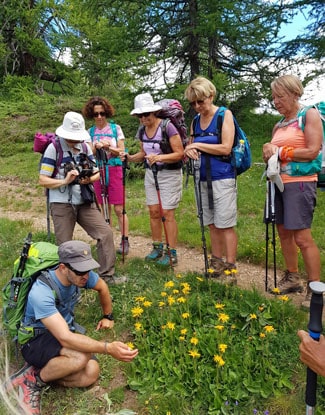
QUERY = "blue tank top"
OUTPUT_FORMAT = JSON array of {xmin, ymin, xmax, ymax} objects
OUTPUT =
[{"xmin": 193, "ymin": 109, "xmax": 235, "ymax": 181}]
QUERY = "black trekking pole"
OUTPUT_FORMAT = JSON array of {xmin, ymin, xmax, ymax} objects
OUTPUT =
[
  {"xmin": 13, "ymin": 232, "xmax": 33, "ymax": 301},
  {"xmin": 192, "ymin": 157, "xmax": 209, "ymax": 278},
  {"xmin": 270, "ymin": 180, "xmax": 277, "ymax": 289},
  {"xmin": 305, "ymin": 281, "xmax": 324, "ymax": 415},
  {"xmin": 96, "ymin": 148, "xmax": 110, "ymax": 223},
  {"xmin": 151, "ymin": 163, "xmax": 172, "ymax": 267},
  {"xmin": 121, "ymin": 155, "xmax": 129, "ymax": 264}
]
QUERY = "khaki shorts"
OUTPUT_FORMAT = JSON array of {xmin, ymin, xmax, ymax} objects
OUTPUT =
[
  {"xmin": 199, "ymin": 179, "xmax": 237, "ymax": 228},
  {"xmin": 145, "ymin": 168, "xmax": 183, "ymax": 210}
]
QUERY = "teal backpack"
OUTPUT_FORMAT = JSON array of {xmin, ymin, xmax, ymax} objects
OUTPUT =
[
  {"xmin": 2, "ymin": 234, "xmax": 60, "ymax": 342},
  {"xmin": 283, "ymin": 102, "xmax": 325, "ymax": 187}
]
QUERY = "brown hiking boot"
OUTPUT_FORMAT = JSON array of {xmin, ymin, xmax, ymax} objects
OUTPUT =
[
  {"xmin": 208, "ymin": 256, "xmax": 226, "ymax": 277},
  {"xmin": 221, "ymin": 262, "xmax": 238, "ymax": 285},
  {"xmin": 268, "ymin": 270, "xmax": 303, "ymax": 294}
]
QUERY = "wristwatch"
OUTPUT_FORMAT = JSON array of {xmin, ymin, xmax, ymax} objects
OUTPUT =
[{"xmin": 102, "ymin": 313, "xmax": 114, "ymax": 321}]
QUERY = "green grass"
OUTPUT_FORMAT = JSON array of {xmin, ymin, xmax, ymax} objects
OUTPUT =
[{"xmin": 1, "ymin": 99, "xmax": 325, "ymax": 414}]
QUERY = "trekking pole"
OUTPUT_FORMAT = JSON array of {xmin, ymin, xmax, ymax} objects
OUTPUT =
[
  {"xmin": 13, "ymin": 232, "xmax": 33, "ymax": 301},
  {"xmin": 305, "ymin": 281, "xmax": 324, "ymax": 415},
  {"xmin": 270, "ymin": 180, "xmax": 277, "ymax": 289},
  {"xmin": 151, "ymin": 163, "xmax": 172, "ymax": 267},
  {"xmin": 121, "ymin": 154, "xmax": 129, "ymax": 264},
  {"xmin": 265, "ymin": 180, "xmax": 270, "ymax": 291},
  {"xmin": 192, "ymin": 157, "xmax": 209, "ymax": 278},
  {"xmin": 96, "ymin": 148, "xmax": 110, "ymax": 223}
]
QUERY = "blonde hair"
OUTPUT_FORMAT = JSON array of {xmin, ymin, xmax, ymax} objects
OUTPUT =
[
  {"xmin": 184, "ymin": 76, "xmax": 216, "ymax": 102},
  {"xmin": 271, "ymin": 74, "xmax": 304, "ymax": 98}
]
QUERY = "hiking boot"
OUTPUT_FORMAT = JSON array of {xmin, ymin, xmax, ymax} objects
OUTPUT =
[
  {"xmin": 4, "ymin": 362, "xmax": 32, "ymax": 392},
  {"xmin": 145, "ymin": 242, "xmax": 164, "ymax": 261},
  {"xmin": 268, "ymin": 270, "xmax": 304, "ymax": 294},
  {"xmin": 7, "ymin": 364, "xmax": 45, "ymax": 415},
  {"xmin": 156, "ymin": 249, "xmax": 178, "ymax": 267},
  {"xmin": 102, "ymin": 275, "xmax": 128, "ymax": 285},
  {"xmin": 209, "ymin": 256, "xmax": 226, "ymax": 277},
  {"xmin": 116, "ymin": 238, "xmax": 129, "ymax": 255}
]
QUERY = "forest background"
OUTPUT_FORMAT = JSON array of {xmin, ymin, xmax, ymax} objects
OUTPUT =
[{"xmin": 0, "ymin": 1, "xmax": 325, "ymax": 414}]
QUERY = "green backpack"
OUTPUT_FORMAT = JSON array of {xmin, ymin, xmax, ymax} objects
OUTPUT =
[{"xmin": 2, "ymin": 233, "xmax": 60, "ymax": 341}]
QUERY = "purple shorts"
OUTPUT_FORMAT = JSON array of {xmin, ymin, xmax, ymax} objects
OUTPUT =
[{"xmin": 94, "ymin": 165, "xmax": 123, "ymax": 205}]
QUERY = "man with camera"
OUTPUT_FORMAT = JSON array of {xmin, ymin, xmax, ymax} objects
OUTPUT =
[{"xmin": 39, "ymin": 111, "xmax": 118, "ymax": 283}]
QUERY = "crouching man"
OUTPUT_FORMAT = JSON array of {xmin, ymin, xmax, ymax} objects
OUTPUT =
[{"xmin": 6, "ymin": 240, "xmax": 138, "ymax": 414}]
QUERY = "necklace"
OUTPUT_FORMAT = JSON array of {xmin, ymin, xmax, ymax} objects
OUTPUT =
[{"xmin": 277, "ymin": 106, "xmax": 303, "ymax": 128}]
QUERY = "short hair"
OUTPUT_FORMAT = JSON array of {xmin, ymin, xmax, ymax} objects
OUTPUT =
[
  {"xmin": 82, "ymin": 96, "xmax": 115, "ymax": 119},
  {"xmin": 184, "ymin": 76, "xmax": 217, "ymax": 102},
  {"xmin": 271, "ymin": 75, "xmax": 304, "ymax": 98}
]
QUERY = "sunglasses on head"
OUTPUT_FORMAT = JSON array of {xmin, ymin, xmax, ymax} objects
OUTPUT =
[
  {"xmin": 93, "ymin": 111, "xmax": 106, "ymax": 118},
  {"xmin": 136, "ymin": 112, "xmax": 151, "ymax": 118},
  {"xmin": 65, "ymin": 263, "xmax": 90, "ymax": 276}
]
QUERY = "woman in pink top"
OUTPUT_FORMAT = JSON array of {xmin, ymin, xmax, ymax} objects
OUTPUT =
[
  {"xmin": 83, "ymin": 97, "xmax": 130, "ymax": 256},
  {"xmin": 262, "ymin": 75, "xmax": 322, "ymax": 308}
]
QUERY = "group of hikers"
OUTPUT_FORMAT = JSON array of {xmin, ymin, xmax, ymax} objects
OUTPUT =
[{"xmin": 3, "ymin": 74, "xmax": 325, "ymax": 414}]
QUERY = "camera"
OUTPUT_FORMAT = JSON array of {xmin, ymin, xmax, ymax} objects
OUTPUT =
[{"xmin": 64, "ymin": 153, "xmax": 97, "ymax": 184}]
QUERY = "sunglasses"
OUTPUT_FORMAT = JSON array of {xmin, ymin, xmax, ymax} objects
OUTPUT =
[
  {"xmin": 65, "ymin": 263, "xmax": 90, "ymax": 276},
  {"xmin": 93, "ymin": 111, "xmax": 106, "ymax": 118},
  {"xmin": 136, "ymin": 112, "xmax": 151, "ymax": 118},
  {"xmin": 190, "ymin": 97, "xmax": 208, "ymax": 107}
]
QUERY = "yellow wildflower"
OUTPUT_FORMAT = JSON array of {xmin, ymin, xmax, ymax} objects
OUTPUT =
[
  {"xmin": 260, "ymin": 333, "xmax": 266, "ymax": 338},
  {"xmin": 208, "ymin": 268, "xmax": 215, "ymax": 274},
  {"xmin": 135, "ymin": 296, "xmax": 145, "ymax": 302},
  {"xmin": 196, "ymin": 276, "xmax": 204, "ymax": 282},
  {"xmin": 127, "ymin": 342, "xmax": 135, "ymax": 350},
  {"xmin": 213, "ymin": 354, "xmax": 225, "ymax": 366},
  {"xmin": 181, "ymin": 328, "xmax": 188, "ymax": 335},
  {"xmin": 224, "ymin": 269, "xmax": 231, "ymax": 275},
  {"xmin": 280, "ymin": 295, "xmax": 289, "ymax": 302},
  {"xmin": 166, "ymin": 321, "xmax": 176, "ymax": 330},
  {"xmin": 131, "ymin": 306, "xmax": 144, "ymax": 318},
  {"xmin": 143, "ymin": 301, "xmax": 152, "ymax": 308},
  {"xmin": 264, "ymin": 325, "xmax": 275, "ymax": 333},
  {"xmin": 158, "ymin": 301, "xmax": 166, "ymax": 307},
  {"xmin": 176, "ymin": 273, "xmax": 183, "ymax": 279},
  {"xmin": 161, "ymin": 291, "xmax": 167, "ymax": 297},
  {"xmin": 215, "ymin": 303, "xmax": 225, "ymax": 309},
  {"xmin": 134, "ymin": 322, "xmax": 142, "ymax": 331},
  {"xmin": 177, "ymin": 296, "xmax": 186, "ymax": 303},
  {"xmin": 190, "ymin": 337, "xmax": 199, "ymax": 345},
  {"xmin": 179, "ymin": 336, "xmax": 185, "ymax": 341},
  {"xmin": 215, "ymin": 325, "xmax": 225, "ymax": 331},
  {"xmin": 218, "ymin": 313, "xmax": 230, "ymax": 323},
  {"xmin": 272, "ymin": 287, "xmax": 281, "ymax": 295},
  {"xmin": 188, "ymin": 349, "xmax": 201, "ymax": 358},
  {"xmin": 249, "ymin": 313, "xmax": 257, "ymax": 320},
  {"xmin": 167, "ymin": 296, "xmax": 176, "ymax": 305},
  {"xmin": 182, "ymin": 312, "xmax": 190, "ymax": 319},
  {"xmin": 164, "ymin": 280, "xmax": 175, "ymax": 288},
  {"xmin": 172, "ymin": 289, "xmax": 179, "ymax": 294},
  {"xmin": 258, "ymin": 305, "xmax": 264, "ymax": 311},
  {"xmin": 218, "ymin": 344, "xmax": 228, "ymax": 353}
]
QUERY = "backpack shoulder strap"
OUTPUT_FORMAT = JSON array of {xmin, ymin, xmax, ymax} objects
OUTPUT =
[
  {"xmin": 89, "ymin": 126, "xmax": 96, "ymax": 142},
  {"xmin": 52, "ymin": 136, "xmax": 63, "ymax": 177},
  {"xmin": 161, "ymin": 118, "xmax": 170, "ymax": 141},
  {"xmin": 109, "ymin": 120, "xmax": 118, "ymax": 140},
  {"xmin": 216, "ymin": 106, "xmax": 227, "ymax": 140},
  {"xmin": 38, "ymin": 270, "xmax": 62, "ymax": 306}
]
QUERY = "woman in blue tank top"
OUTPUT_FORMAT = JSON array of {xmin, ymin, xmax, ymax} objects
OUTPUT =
[{"xmin": 184, "ymin": 76, "xmax": 238, "ymax": 283}]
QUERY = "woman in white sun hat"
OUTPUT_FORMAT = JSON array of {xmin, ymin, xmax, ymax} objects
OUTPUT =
[
  {"xmin": 121, "ymin": 93, "xmax": 184, "ymax": 266},
  {"xmin": 39, "ymin": 111, "xmax": 120, "ymax": 285}
]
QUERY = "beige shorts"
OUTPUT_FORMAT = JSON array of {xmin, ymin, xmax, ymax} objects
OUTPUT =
[
  {"xmin": 199, "ymin": 179, "xmax": 237, "ymax": 228},
  {"xmin": 145, "ymin": 168, "xmax": 183, "ymax": 210}
]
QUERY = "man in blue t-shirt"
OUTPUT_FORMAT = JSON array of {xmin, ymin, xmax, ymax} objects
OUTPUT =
[{"xmin": 5, "ymin": 240, "xmax": 138, "ymax": 415}]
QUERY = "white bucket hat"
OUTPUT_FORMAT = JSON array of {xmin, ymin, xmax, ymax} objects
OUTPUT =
[
  {"xmin": 56, "ymin": 111, "xmax": 90, "ymax": 141},
  {"xmin": 267, "ymin": 149, "xmax": 284, "ymax": 192},
  {"xmin": 130, "ymin": 93, "xmax": 162, "ymax": 115}
]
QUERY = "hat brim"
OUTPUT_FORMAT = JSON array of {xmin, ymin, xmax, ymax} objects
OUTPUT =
[
  {"xmin": 130, "ymin": 104, "xmax": 162, "ymax": 115},
  {"xmin": 68, "ymin": 257, "xmax": 100, "ymax": 272},
  {"xmin": 55, "ymin": 125, "xmax": 90, "ymax": 141}
]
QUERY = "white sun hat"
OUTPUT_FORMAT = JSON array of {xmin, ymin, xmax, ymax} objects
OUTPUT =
[
  {"xmin": 56, "ymin": 111, "xmax": 90, "ymax": 141},
  {"xmin": 130, "ymin": 93, "xmax": 162, "ymax": 115},
  {"xmin": 267, "ymin": 149, "xmax": 284, "ymax": 192}
]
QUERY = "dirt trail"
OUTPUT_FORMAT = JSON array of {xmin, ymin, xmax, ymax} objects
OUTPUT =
[{"xmin": 0, "ymin": 177, "xmax": 308, "ymax": 306}]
